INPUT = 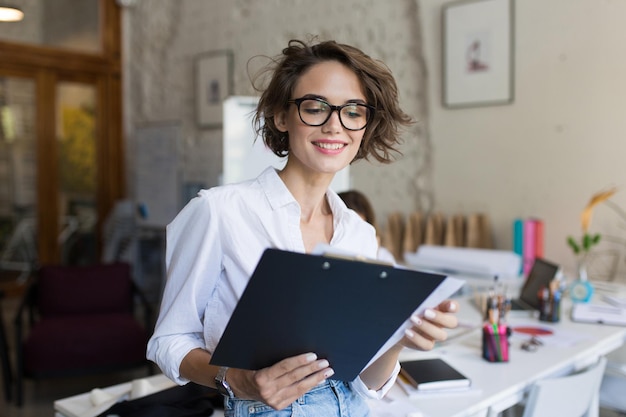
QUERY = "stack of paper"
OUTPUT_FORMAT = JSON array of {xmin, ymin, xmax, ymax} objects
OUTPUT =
[
  {"xmin": 571, "ymin": 303, "xmax": 626, "ymax": 326},
  {"xmin": 404, "ymin": 245, "xmax": 522, "ymax": 279}
]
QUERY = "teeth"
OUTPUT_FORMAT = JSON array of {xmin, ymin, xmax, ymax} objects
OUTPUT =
[{"xmin": 316, "ymin": 142, "xmax": 344, "ymax": 150}]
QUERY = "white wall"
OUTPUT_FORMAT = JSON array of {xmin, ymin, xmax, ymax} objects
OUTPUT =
[
  {"xmin": 124, "ymin": 0, "xmax": 433, "ymax": 228},
  {"xmin": 419, "ymin": 0, "xmax": 626, "ymax": 277},
  {"xmin": 123, "ymin": 0, "xmax": 626, "ymax": 280}
]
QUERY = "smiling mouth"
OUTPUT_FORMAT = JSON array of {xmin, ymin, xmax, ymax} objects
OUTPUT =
[{"xmin": 314, "ymin": 142, "xmax": 346, "ymax": 150}]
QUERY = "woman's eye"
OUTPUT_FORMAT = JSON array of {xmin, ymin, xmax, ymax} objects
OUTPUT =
[
  {"xmin": 304, "ymin": 107, "xmax": 325, "ymax": 115},
  {"xmin": 344, "ymin": 106, "xmax": 364, "ymax": 118},
  {"xmin": 302, "ymin": 101, "xmax": 328, "ymax": 114}
]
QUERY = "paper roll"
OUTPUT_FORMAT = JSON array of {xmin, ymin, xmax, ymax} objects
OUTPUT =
[
  {"xmin": 131, "ymin": 378, "xmax": 153, "ymax": 399},
  {"xmin": 89, "ymin": 388, "xmax": 115, "ymax": 406}
]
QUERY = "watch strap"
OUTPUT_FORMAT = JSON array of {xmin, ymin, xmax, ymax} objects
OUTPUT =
[{"xmin": 215, "ymin": 366, "xmax": 235, "ymax": 398}]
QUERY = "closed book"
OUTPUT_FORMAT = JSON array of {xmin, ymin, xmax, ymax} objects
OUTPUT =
[
  {"xmin": 522, "ymin": 219, "xmax": 537, "ymax": 276},
  {"xmin": 533, "ymin": 219, "xmax": 544, "ymax": 259},
  {"xmin": 512, "ymin": 218, "xmax": 524, "ymax": 274},
  {"xmin": 512, "ymin": 218, "xmax": 524, "ymax": 256},
  {"xmin": 399, "ymin": 358, "xmax": 471, "ymax": 392}
]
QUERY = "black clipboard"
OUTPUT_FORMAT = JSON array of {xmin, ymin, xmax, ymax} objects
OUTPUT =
[{"xmin": 210, "ymin": 248, "xmax": 450, "ymax": 381}]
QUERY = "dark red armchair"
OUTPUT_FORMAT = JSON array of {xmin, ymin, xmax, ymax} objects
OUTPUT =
[{"xmin": 14, "ymin": 262, "xmax": 153, "ymax": 406}]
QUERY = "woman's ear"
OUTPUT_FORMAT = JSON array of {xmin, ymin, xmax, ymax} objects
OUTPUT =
[{"xmin": 275, "ymin": 111, "xmax": 288, "ymax": 132}]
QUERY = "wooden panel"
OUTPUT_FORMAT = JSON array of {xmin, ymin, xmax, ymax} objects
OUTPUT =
[{"xmin": 36, "ymin": 71, "xmax": 59, "ymax": 264}]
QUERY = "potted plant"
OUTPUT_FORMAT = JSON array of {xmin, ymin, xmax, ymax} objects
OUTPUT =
[{"xmin": 567, "ymin": 188, "xmax": 617, "ymax": 302}]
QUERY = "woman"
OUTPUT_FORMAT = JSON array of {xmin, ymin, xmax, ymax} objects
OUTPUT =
[
  {"xmin": 337, "ymin": 189, "xmax": 397, "ymax": 264},
  {"xmin": 147, "ymin": 38, "xmax": 458, "ymax": 416}
]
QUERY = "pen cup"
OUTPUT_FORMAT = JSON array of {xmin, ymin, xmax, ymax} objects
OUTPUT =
[
  {"xmin": 539, "ymin": 294, "xmax": 561, "ymax": 322},
  {"xmin": 482, "ymin": 323, "xmax": 510, "ymax": 363}
]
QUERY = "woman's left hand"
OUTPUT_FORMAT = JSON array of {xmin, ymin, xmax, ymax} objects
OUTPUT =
[{"xmin": 401, "ymin": 299, "xmax": 459, "ymax": 351}]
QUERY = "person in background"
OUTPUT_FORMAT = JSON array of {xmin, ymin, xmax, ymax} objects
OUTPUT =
[
  {"xmin": 338, "ymin": 189, "xmax": 396, "ymax": 264},
  {"xmin": 147, "ymin": 38, "xmax": 458, "ymax": 416}
]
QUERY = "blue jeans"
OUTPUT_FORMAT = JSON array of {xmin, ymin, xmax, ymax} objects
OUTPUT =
[{"xmin": 223, "ymin": 379, "xmax": 372, "ymax": 417}]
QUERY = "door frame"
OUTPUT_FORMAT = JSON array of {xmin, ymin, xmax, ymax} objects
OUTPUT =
[{"xmin": 0, "ymin": 0, "xmax": 123, "ymax": 264}]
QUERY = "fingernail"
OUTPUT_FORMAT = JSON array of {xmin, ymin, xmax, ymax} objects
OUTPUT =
[
  {"xmin": 405, "ymin": 328, "xmax": 416, "ymax": 338},
  {"xmin": 324, "ymin": 368, "xmax": 335, "ymax": 378},
  {"xmin": 448, "ymin": 302, "xmax": 457, "ymax": 312},
  {"xmin": 306, "ymin": 353, "xmax": 317, "ymax": 362},
  {"xmin": 318, "ymin": 359, "xmax": 329, "ymax": 369},
  {"xmin": 410, "ymin": 315, "xmax": 422, "ymax": 326},
  {"xmin": 424, "ymin": 309, "xmax": 436, "ymax": 319}
]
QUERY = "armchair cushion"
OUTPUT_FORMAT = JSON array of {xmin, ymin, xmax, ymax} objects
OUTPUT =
[
  {"xmin": 15, "ymin": 262, "xmax": 153, "ymax": 406},
  {"xmin": 37, "ymin": 263, "xmax": 133, "ymax": 316},
  {"xmin": 23, "ymin": 313, "xmax": 148, "ymax": 375}
]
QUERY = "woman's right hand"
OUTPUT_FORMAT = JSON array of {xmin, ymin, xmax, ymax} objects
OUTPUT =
[{"xmin": 229, "ymin": 352, "xmax": 334, "ymax": 410}]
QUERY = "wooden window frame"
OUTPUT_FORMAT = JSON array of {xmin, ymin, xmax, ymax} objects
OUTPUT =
[{"xmin": 0, "ymin": 0, "xmax": 124, "ymax": 264}]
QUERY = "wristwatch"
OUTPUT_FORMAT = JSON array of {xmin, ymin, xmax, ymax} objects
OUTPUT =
[{"xmin": 215, "ymin": 366, "xmax": 235, "ymax": 398}]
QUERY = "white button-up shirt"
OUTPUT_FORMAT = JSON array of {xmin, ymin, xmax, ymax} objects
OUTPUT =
[{"xmin": 147, "ymin": 167, "xmax": 399, "ymax": 398}]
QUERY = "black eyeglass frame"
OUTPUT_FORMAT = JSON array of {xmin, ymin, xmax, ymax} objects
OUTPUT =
[{"xmin": 287, "ymin": 97, "xmax": 376, "ymax": 131}]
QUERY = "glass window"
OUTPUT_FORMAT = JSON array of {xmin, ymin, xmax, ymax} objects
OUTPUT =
[
  {"xmin": 56, "ymin": 82, "xmax": 97, "ymax": 265},
  {"xmin": 0, "ymin": 0, "xmax": 101, "ymax": 54},
  {"xmin": 0, "ymin": 76, "xmax": 37, "ymax": 280}
]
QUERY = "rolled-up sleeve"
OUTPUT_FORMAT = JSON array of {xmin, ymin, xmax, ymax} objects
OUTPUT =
[
  {"xmin": 351, "ymin": 361, "xmax": 401, "ymax": 400},
  {"xmin": 146, "ymin": 192, "xmax": 222, "ymax": 384}
]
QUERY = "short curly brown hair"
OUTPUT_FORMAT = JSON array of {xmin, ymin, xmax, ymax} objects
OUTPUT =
[{"xmin": 252, "ymin": 39, "xmax": 413, "ymax": 164}]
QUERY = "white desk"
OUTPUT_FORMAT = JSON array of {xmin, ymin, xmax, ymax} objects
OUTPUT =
[
  {"xmin": 372, "ymin": 293, "xmax": 626, "ymax": 417},
  {"xmin": 55, "ymin": 290, "xmax": 626, "ymax": 417},
  {"xmin": 54, "ymin": 374, "xmax": 178, "ymax": 417}
]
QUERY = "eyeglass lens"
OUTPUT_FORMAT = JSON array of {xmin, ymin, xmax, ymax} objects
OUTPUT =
[{"xmin": 296, "ymin": 99, "xmax": 371, "ymax": 131}]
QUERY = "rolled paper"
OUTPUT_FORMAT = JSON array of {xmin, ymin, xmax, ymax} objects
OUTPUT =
[
  {"xmin": 131, "ymin": 378, "xmax": 152, "ymax": 399},
  {"xmin": 90, "ymin": 388, "xmax": 115, "ymax": 406}
]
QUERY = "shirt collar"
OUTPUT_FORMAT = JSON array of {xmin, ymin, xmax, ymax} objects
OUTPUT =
[
  {"xmin": 258, "ymin": 167, "xmax": 298, "ymax": 210},
  {"xmin": 257, "ymin": 167, "xmax": 348, "ymax": 221}
]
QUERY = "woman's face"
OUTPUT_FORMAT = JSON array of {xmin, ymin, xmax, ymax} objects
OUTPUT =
[{"xmin": 275, "ymin": 60, "xmax": 367, "ymax": 178}]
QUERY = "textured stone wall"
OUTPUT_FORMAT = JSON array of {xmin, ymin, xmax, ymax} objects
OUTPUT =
[
  {"xmin": 42, "ymin": 0, "xmax": 99, "ymax": 52},
  {"xmin": 123, "ymin": 0, "xmax": 432, "ymax": 220},
  {"xmin": 0, "ymin": 0, "xmax": 42, "ymax": 44},
  {"xmin": 0, "ymin": 0, "xmax": 98, "ymax": 52}
]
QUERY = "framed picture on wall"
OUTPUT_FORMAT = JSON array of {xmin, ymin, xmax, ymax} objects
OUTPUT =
[
  {"xmin": 195, "ymin": 50, "xmax": 234, "ymax": 128},
  {"xmin": 443, "ymin": 0, "xmax": 514, "ymax": 108}
]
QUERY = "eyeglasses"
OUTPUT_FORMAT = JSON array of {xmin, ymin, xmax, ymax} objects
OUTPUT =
[
  {"xmin": 287, "ymin": 97, "xmax": 375, "ymax": 131},
  {"xmin": 521, "ymin": 336, "xmax": 543, "ymax": 352}
]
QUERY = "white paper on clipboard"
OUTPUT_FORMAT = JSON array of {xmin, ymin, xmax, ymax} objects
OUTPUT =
[
  {"xmin": 312, "ymin": 244, "xmax": 465, "ymax": 374},
  {"xmin": 365, "ymin": 275, "xmax": 464, "ymax": 371}
]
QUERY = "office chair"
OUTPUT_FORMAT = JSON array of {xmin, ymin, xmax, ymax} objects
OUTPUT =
[
  {"xmin": 13, "ymin": 262, "xmax": 153, "ymax": 406},
  {"xmin": 599, "ymin": 359, "xmax": 626, "ymax": 414},
  {"xmin": 0, "ymin": 216, "xmax": 37, "ymax": 283},
  {"xmin": 519, "ymin": 356, "xmax": 607, "ymax": 417}
]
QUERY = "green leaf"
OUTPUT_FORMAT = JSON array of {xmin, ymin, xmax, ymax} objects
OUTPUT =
[
  {"xmin": 567, "ymin": 236, "xmax": 580, "ymax": 254},
  {"xmin": 591, "ymin": 233, "xmax": 601, "ymax": 244},
  {"xmin": 583, "ymin": 234, "xmax": 592, "ymax": 251}
]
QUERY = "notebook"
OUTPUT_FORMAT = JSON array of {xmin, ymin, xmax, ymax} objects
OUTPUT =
[
  {"xmin": 510, "ymin": 258, "xmax": 560, "ymax": 311},
  {"xmin": 398, "ymin": 358, "xmax": 471, "ymax": 392},
  {"xmin": 571, "ymin": 303, "xmax": 626, "ymax": 326}
]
